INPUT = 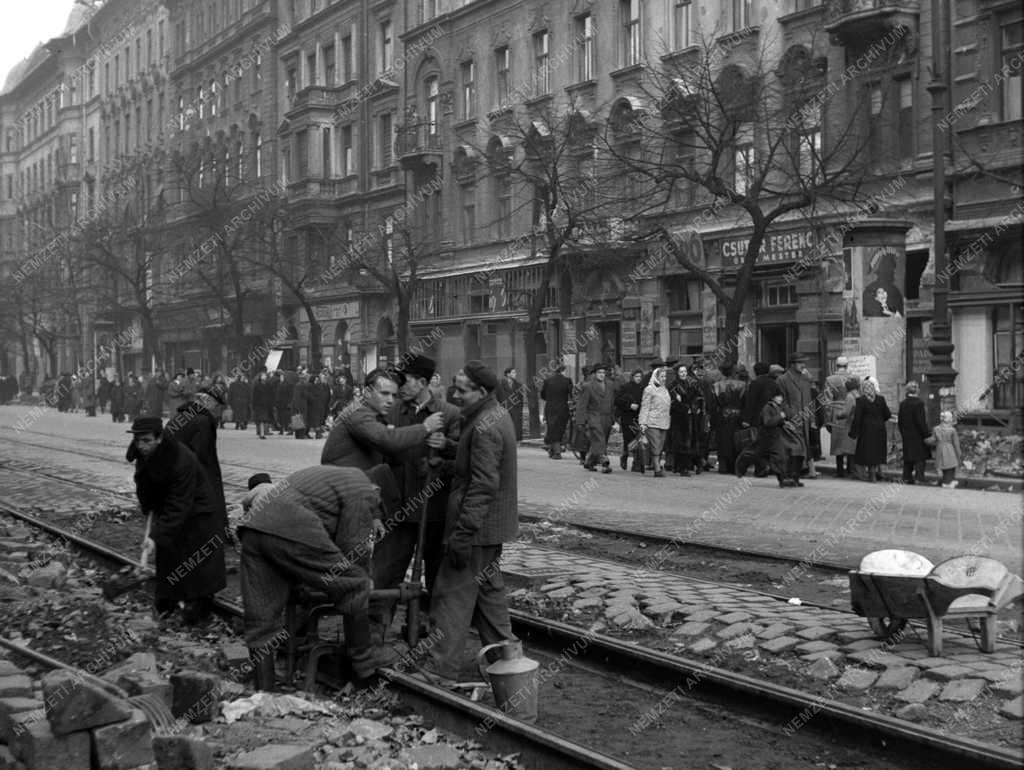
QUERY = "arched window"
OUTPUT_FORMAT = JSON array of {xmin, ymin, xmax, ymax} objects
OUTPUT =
[
  {"xmin": 197, "ymin": 85, "xmax": 205, "ymax": 119},
  {"xmin": 210, "ymin": 79, "xmax": 217, "ymax": 116},
  {"xmin": 254, "ymin": 132, "xmax": 263, "ymax": 176},
  {"xmin": 425, "ymin": 76, "xmax": 439, "ymax": 135}
]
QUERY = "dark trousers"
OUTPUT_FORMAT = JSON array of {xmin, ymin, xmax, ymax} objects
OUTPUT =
[
  {"xmin": 426, "ymin": 544, "xmax": 515, "ymax": 679},
  {"xmin": 583, "ymin": 421, "xmax": 612, "ymax": 467},
  {"xmin": 717, "ymin": 415, "xmax": 742, "ymax": 474},
  {"xmin": 902, "ymin": 460, "xmax": 925, "ymax": 484},
  {"xmin": 940, "ymin": 468, "xmax": 957, "ymax": 484},
  {"xmin": 619, "ymin": 418, "xmax": 637, "ymax": 460},
  {"xmin": 239, "ymin": 530, "xmax": 369, "ymax": 649},
  {"xmin": 544, "ymin": 409, "xmax": 569, "ymax": 451},
  {"xmin": 368, "ymin": 521, "xmax": 445, "ymax": 641}
]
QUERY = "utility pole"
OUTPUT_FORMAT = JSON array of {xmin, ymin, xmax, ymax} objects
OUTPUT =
[{"xmin": 925, "ymin": 0, "xmax": 957, "ymax": 425}]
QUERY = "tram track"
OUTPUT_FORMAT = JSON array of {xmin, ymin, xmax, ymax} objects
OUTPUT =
[{"xmin": 1, "ymin": 490, "xmax": 1022, "ymax": 768}]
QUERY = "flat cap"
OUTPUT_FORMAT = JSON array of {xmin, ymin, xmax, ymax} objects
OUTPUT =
[
  {"xmin": 463, "ymin": 360, "xmax": 498, "ymax": 391},
  {"xmin": 402, "ymin": 354, "xmax": 435, "ymax": 380},
  {"xmin": 787, "ymin": 352, "xmax": 808, "ymax": 364},
  {"xmin": 248, "ymin": 473, "xmax": 272, "ymax": 490},
  {"xmin": 127, "ymin": 416, "xmax": 162, "ymax": 434}
]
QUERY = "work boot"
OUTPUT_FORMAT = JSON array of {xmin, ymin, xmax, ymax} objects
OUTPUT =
[
  {"xmin": 250, "ymin": 649, "xmax": 278, "ymax": 691},
  {"xmin": 349, "ymin": 644, "xmax": 404, "ymax": 680}
]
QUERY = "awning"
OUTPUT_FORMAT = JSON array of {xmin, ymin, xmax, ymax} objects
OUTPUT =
[
  {"xmin": 946, "ymin": 216, "xmax": 1020, "ymax": 233},
  {"xmin": 418, "ymin": 253, "xmax": 548, "ymax": 280}
]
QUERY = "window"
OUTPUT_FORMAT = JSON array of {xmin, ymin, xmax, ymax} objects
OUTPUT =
[
  {"xmin": 286, "ymin": 64, "xmax": 298, "ymax": 101},
  {"xmin": 136, "ymin": 38, "xmax": 142, "ymax": 74},
  {"xmin": 307, "ymin": 52, "xmax": 318, "ymax": 87},
  {"xmin": 236, "ymin": 139, "xmax": 244, "ymax": 179},
  {"xmin": 496, "ymin": 173, "xmax": 511, "ymax": 239},
  {"xmin": 1001, "ymin": 16, "xmax": 1023, "ymax": 120},
  {"xmin": 342, "ymin": 125, "xmax": 354, "ymax": 174},
  {"xmin": 324, "ymin": 45, "xmax": 335, "ymax": 86},
  {"xmin": 461, "ymin": 184, "xmax": 476, "ymax": 243},
  {"xmin": 869, "ymin": 84, "xmax": 883, "ymax": 158},
  {"xmin": 88, "ymin": 64, "xmax": 95, "ymax": 98},
  {"xmin": 673, "ymin": 1, "xmax": 692, "ymax": 50},
  {"xmin": 577, "ymin": 14, "xmax": 594, "ymax": 82},
  {"xmin": 124, "ymin": 113, "xmax": 131, "ymax": 153},
  {"xmin": 322, "ymin": 127, "xmax": 332, "ymax": 177},
  {"xmin": 734, "ymin": 123, "xmax": 754, "ymax": 195},
  {"xmin": 622, "ymin": 0, "xmax": 642, "ymax": 67},
  {"xmin": 88, "ymin": 127, "xmax": 95, "ymax": 161},
  {"xmin": 146, "ymin": 100, "xmax": 153, "ymax": 142},
  {"xmin": 425, "ymin": 76, "xmax": 439, "ymax": 134},
  {"xmin": 69, "ymin": 135, "xmax": 78, "ymax": 164},
  {"xmin": 422, "ymin": 0, "xmax": 438, "ymax": 22},
  {"xmin": 763, "ymin": 283, "xmax": 798, "ymax": 306},
  {"xmin": 147, "ymin": 29, "xmax": 153, "ymax": 64},
  {"xmin": 178, "ymin": 95, "xmax": 185, "ymax": 130},
  {"xmin": 254, "ymin": 132, "xmax": 263, "ymax": 176},
  {"xmin": 125, "ymin": 45, "xmax": 131, "ymax": 79},
  {"xmin": 993, "ymin": 303, "xmax": 1024, "ymax": 409},
  {"xmin": 533, "ymin": 31, "xmax": 550, "ymax": 95},
  {"xmin": 114, "ymin": 55, "xmax": 119, "ymax": 87},
  {"xmin": 254, "ymin": 51, "xmax": 262, "ymax": 88},
  {"xmin": 461, "ymin": 60, "xmax": 476, "ymax": 119},
  {"xmin": 158, "ymin": 20, "xmax": 165, "ymax": 59},
  {"xmin": 897, "ymin": 78, "xmax": 913, "ymax": 159},
  {"xmin": 234, "ymin": 63, "xmax": 243, "ymax": 102},
  {"xmin": 210, "ymin": 79, "xmax": 217, "ymax": 116},
  {"xmin": 668, "ymin": 277, "xmax": 700, "ymax": 312},
  {"xmin": 198, "ymin": 85, "xmax": 205, "ymax": 119},
  {"xmin": 377, "ymin": 113, "xmax": 392, "ymax": 168},
  {"xmin": 379, "ymin": 20, "xmax": 393, "ymax": 73},
  {"xmin": 732, "ymin": 0, "xmax": 751, "ymax": 31},
  {"xmin": 495, "ymin": 47, "xmax": 510, "ymax": 107},
  {"xmin": 341, "ymin": 35, "xmax": 353, "ymax": 82},
  {"xmin": 797, "ymin": 104, "xmax": 821, "ymax": 179},
  {"xmin": 158, "ymin": 94, "xmax": 164, "ymax": 135}
]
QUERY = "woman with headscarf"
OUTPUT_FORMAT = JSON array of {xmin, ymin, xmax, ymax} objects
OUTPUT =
[
  {"xmin": 638, "ymin": 366, "xmax": 671, "ymax": 477},
  {"xmin": 848, "ymin": 379, "xmax": 892, "ymax": 482},
  {"xmin": 614, "ymin": 369, "xmax": 645, "ymax": 470}
]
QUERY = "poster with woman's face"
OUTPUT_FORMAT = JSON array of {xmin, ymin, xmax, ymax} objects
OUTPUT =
[{"xmin": 862, "ymin": 248, "xmax": 905, "ymax": 319}]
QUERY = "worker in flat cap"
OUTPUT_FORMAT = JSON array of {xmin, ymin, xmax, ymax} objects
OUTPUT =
[
  {"xmin": 413, "ymin": 360, "xmax": 519, "ymax": 683},
  {"xmin": 774, "ymin": 352, "xmax": 813, "ymax": 482},
  {"xmin": 575, "ymin": 362, "xmax": 616, "ymax": 473},
  {"xmin": 127, "ymin": 417, "xmax": 226, "ymax": 625}
]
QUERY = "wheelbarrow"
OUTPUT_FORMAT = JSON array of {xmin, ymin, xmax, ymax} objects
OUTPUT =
[{"xmin": 849, "ymin": 549, "xmax": 1024, "ymax": 655}]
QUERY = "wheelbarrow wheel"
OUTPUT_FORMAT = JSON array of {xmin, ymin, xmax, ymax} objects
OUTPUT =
[{"xmin": 868, "ymin": 616, "xmax": 907, "ymax": 641}]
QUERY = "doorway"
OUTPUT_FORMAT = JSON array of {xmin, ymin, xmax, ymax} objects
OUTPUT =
[{"xmin": 759, "ymin": 324, "xmax": 797, "ymax": 366}]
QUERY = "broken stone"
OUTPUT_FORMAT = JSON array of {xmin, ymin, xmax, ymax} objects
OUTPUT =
[
  {"xmin": 836, "ymin": 668, "xmax": 878, "ymax": 691},
  {"xmin": 404, "ymin": 744, "xmax": 464, "ymax": 769},
  {"xmin": 896, "ymin": 680, "xmax": 940, "ymax": 704},
  {"xmin": 226, "ymin": 744, "xmax": 315, "ymax": 769},
  {"xmin": 671, "ymin": 621, "xmax": 710, "ymax": 638},
  {"xmin": 26, "ymin": 562, "xmax": 66, "ymax": 589},
  {"xmin": 875, "ymin": 667, "xmax": 918, "ymax": 691},
  {"xmin": 0, "ymin": 697, "xmax": 45, "ymax": 744},
  {"xmin": 895, "ymin": 703, "xmax": 929, "ymax": 723},
  {"xmin": 610, "ymin": 607, "xmax": 655, "ymax": 630},
  {"xmin": 545, "ymin": 586, "xmax": 576, "ymax": 600},
  {"xmin": 220, "ymin": 642, "xmax": 251, "ymax": 667},
  {"xmin": 806, "ymin": 657, "xmax": 840, "ymax": 681},
  {"xmin": 938, "ymin": 678, "xmax": 987, "ymax": 703},
  {"xmin": 0, "ymin": 676, "xmax": 34, "ymax": 700},
  {"xmin": 571, "ymin": 598, "xmax": 603, "ymax": 611},
  {"xmin": 170, "ymin": 670, "xmax": 221, "ymax": 724},
  {"xmin": 1000, "ymin": 696, "xmax": 1023, "ymax": 720},
  {"xmin": 716, "ymin": 622, "xmax": 753, "ymax": 640},
  {"xmin": 346, "ymin": 718, "xmax": 393, "ymax": 742},
  {"xmin": 91, "ymin": 708, "xmax": 153, "ymax": 769},
  {"xmin": 42, "ymin": 670, "xmax": 132, "ymax": 736},
  {"xmin": 152, "ymin": 734, "xmax": 215, "ymax": 770},
  {"xmin": 759, "ymin": 636, "xmax": 802, "ymax": 654},
  {"xmin": 8, "ymin": 716, "xmax": 89, "ymax": 770},
  {"xmin": 688, "ymin": 638, "xmax": 717, "ymax": 655},
  {"xmin": 102, "ymin": 652, "xmax": 169, "ymax": 704}
]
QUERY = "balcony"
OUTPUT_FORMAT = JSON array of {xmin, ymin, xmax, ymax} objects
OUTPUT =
[
  {"xmin": 395, "ymin": 121, "xmax": 445, "ymax": 174},
  {"xmin": 287, "ymin": 176, "xmax": 359, "ymax": 201},
  {"xmin": 285, "ymin": 84, "xmax": 354, "ymax": 119},
  {"xmin": 825, "ymin": 0, "xmax": 920, "ymax": 47}
]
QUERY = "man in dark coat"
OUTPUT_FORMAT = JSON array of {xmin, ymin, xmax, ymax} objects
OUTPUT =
[
  {"xmin": 291, "ymin": 373, "xmax": 311, "ymax": 439},
  {"xmin": 251, "ymin": 372, "xmax": 274, "ymax": 439},
  {"xmin": 713, "ymin": 363, "xmax": 746, "ymax": 474},
  {"xmin": 143, "ymin": 371, "xmax": 168, "ymax": 417},
  {"xmin": 417, "ymin": 361, "xmax": 518, "ymax": 682},
  {"xmin": 540, "ymin": 365, "xmax": 573, "ymax": 459},
  {"xmin": 370, "ymin": 355, "xmax": 459, "ymax": 643},
  {"xmin": 897, "ymin": 381, "xmax": 930, "ymax": 484},
  {"xmin": 614, "ymin": 369, "xmax": 644, "ymax": 470},
  {"xmin": 575, "ymin": 362, "xmax": 616, "ymax": 472},
  {"xmin": 775, "ymin": 353, "xmax": 814, "ymax": 475},
  {"xmin": 129, "ymin": 417, "xmax": 226, "ymax": 624},
  {"xmin": 238, "ymin": 467, "xmax": 398, "ymax": 688},
  {"xmin": 495, "ymin": 367, "xmax": 524, "ymax": 442},
  {"xmin": 321, "ymin": 369, "xmax": 443, "ymax": 470},
  {"xmin": 274, "ymin": 371, "xmax": 294, "ymax": 435},
  {"xmin": 228, "ymin": 374, "xmax": 252, "ymax": 429},
  {"xmin": 166, "ymin": 390, "xmax": 229, "ymax": 539}
]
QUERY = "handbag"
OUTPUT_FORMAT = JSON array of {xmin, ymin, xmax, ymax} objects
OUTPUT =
[
  {"xmin": 290, "ymin": 413, "xmax": 306, "ymax": 432},
  {"xmin": 734, "ymin": 426, "xmax": 758, "ymax": 450}
]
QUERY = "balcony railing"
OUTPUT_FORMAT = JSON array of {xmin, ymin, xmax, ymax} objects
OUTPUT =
[
  {"xmin": 286, "ymin": 176, "xmax": 359, "ymax": 200},
  {"xmin": 825, "ymin": 0, "xmax": 920, "ymax": 42},
  {"xmin": 286, "ymin": 84, "xmax": 352, "ymax": 113},
  {"xmin": 395, "ymin": 121, "xmax": 445, "ymax": 158}
]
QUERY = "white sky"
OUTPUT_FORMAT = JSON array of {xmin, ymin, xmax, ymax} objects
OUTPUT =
[{"xmin": 0, "ymin": 0, "xmax": 78, "ymax": 88}]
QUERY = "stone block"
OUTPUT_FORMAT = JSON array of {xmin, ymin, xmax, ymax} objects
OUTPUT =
[
  {"xmin": 875, "ymin": 667, "xmax": 918, "ymax": 691},
  {"xmin": 801, "ymin": 650, "xmax": 845, "ymax": 664},
  {"xmin": 716, "ymin": 622, "xmax": 753, "ymax": 640},
  {"xmin": 913, "ymin": 657, "xmax": 954, "ymax": 669},
  {"xmin": 91, "ymin": 708, "xmax": 154, "ymax": 770},
  {"xmin": 671, "ymin": 621, "xmax": 710, "ymax": 638},
  {"xmin": 546, "ymin": 586, "xmax": 576, "ymax": 600},
  {"xmin": 0, "ymin": 698, "xmax": 45, "ymax": 744},
  {"xmin": 806, "ymin": 657, "xmax": 840, "ymax": 680},
  {"xmin": 999, "ymin": 696, "xmax": 1023, "ymax": 720},
  {"xmin": 836, "ymin": 668, "xmax": 878, "ymax": 691},
  {"xmin": 717, "ymin": 612, "xmax": 752, "ymax": 624},
  {"xmin": 685, "ymin": 610, "xmax": 719, "ymax": 623},
  {"xmin": 688, "ymin": 638, "xmax": 717, "ymax": 655},
  {"xmin": 152, "ymin": 734, "xmax": 215, "ymax": 770},
  {"xmin": 571, "ymin": 598, "xmax": 603, "ymax": 611},
  {"xmin": 759, "ymin": 636, "xmax": 802, "ymax": 654},
  {"xmin": 895, "ymin": 680, "xmax": 940, "ymax": 704},
  {"xmin": 836, "ymin": 628, "xmax": 881, "ymax": 643},
  {"xmin": 895, "ymin": 703, "xmax": 929, "ymax": 723},
  {"xmin": 0, "ymin": 661, "xmax": 23, "ymax": 678},
  {"xmin": 923, "ymin": 665, "xmax": 976, "ymax": 682},
  {"xmin": 845, "ymin": 650, "xmax": 906, "ymax": 670},
  {"xmin": 843, "ymin": 639, "xmax": 886, "ymax": 652},
  {"xmin": 795, "ymin": 641, "xmax": 838, "ymax": 655},
  {"xmin": 227, "ymin": 744, "xmax": 315, "ymax": 770},
  {"xmin": 755, "ymin": 623, "xmax": 793, "ymax": 640},
  {"xmin": 0, "ymin": 676, "xmax": 33, "ymax": 700},
  {"xmin": 988, "ymin": 673, "xmax": 1024, "ymax": 696},
  {"xmin": 8, "ymin": 717, "xmax": 89, "ymax": 770},
  {"xmin": 404, "ymin": 744, "xmax": 464, "ymax": 770},
  {"xmin": 169, "ymin": 671, "xmax": 221, "ymax": 724},
  {"xmin": 346, "ymin": 718, "xmax": 393, "ymax": 741},
  {"xmin": 26, "ymin": 562, "xmax": 66, "ymax": 589},
  {"xmin": 938, "ymin": 679, "xmax": 987, "ymax": 703},
  {"xmin": 610, "ymin": 607, "xmax": 655, "ymax": 630},
  {"xmin": 42, "ymin": 670, "xmax": 132, "ymax": 735},
  {"xmin": 220, "ymin": 642, "xmax": 251, "ymax": 667},
  {"xmin": 795, "ymin": 626, "xmax": 834, "ymax": 641}
]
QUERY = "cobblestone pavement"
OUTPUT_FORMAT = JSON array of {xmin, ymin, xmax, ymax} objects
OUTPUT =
[
  {"xmin": 501, "ymin": 543, "xmax": 1024, "ymax": 724},
  {"xmin": 1, "ymin": 406, "xmax": 1021, "ymax": 573}
]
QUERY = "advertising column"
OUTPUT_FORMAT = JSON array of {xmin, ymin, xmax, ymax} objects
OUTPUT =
[{"xmin": 844, "ymin": 221, "xmax": 911, "ymax": 403}]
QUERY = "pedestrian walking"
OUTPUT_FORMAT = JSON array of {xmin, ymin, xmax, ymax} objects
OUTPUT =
[
  {"xmin": 126, "ymin": 374, "xmax": 144, "ymax": 421},
  {"xmin": 128, "ymin": 417, "xmax": 226, "ymax": 625},
  {"xmin": 274, "ymin": 370, "xmax": 294, "ymax": 435},
  {"xmin": 776, "ymin": 353, "xmax": 813, "ymax": 478},
  {"xmin": 309, "ymin": 373, "xmax": 331, "ymax": 438},
  {"xmin": 109, "ymin": 374, "xmax": 126, "ymax": 423},
  {"xmin": 238, "ymin": 468, "xmax": 399, "ymax": 689},
  {"xmin": 897, "ymin": 381, "xmax": 930, "ymax": 484},
  {"xmin": 929, "ymin": 411, "xmax": 962, "ymax": 488},
  {"xmin": 495, "ymin": 367, "xmax": 524, "ymax": 442},
  {"xmin": 415, "ymin": 361, "xmax": 518, "ymax": 684},
  {"xmin": 143, "ymin": 371, "xmax": 168, "ymax": 417},
  {"xmin": 638, "ymin": 365, "xmax": 671, "ymax": 476},
  {"xmin": 290, "ymin": 372, "xmax": 311, "ymax": 439},
  {"xmin": 228, "ymin": 374, "xmax": 252, "ymax": 430},
  {"xmin": 829, "ymin": 378, "xmax": 861, "ymax": 478},
  {"xmin": 692, "ymin": 360, "xmax": 717, "ymax": 471},
  {"xmin": 70, "ymin": 374, "xmax": 81, "ymax": 412},
  {"xmin": 848, "ymin": 379, "xmax": 892, "ymax": 482},
  {"xmin": 540, "ymin": 365, "xmax": 573, "ymax": 459},
  {"xmin": 824, "ymin": 357, "xmax": 853, "ymax": 477},
  {"xmin": 667, "ymin": 364, "xmax": 701, "ymax": 475},
  {"xmin": 251, "ymin": 372, "xmax": 274, "ymax": 439},
  {"xmin": 760, "ymin": 391, "xmax": 806, "ymax": 487},
  {"xmin": 81, "ymin": 376, "xmax": 97, "ymax": 417},
  {"xmin": 97, "ymin": 375, "xmax": 111, "ymax": 414},
  {"xmin": 614, "ymin": 369, "xmax": 644, "ymax": 470},
  {"xmin": 713, "ymin": 363, "xmax": 746, "ymax": 474},
  {"xmin": 575, "ymin": 362, "xmax": 616, "ymax": 473}
]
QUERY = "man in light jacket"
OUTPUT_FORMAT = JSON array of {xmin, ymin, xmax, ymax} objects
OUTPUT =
[{"xmin": 575, "ymin": 362, "xmax": 616, "ymax": 472}]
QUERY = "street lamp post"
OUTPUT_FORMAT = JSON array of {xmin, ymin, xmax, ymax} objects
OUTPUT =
[{"xmin": 925, "ymin": 0, "xmax": 957, "ymax": 425}]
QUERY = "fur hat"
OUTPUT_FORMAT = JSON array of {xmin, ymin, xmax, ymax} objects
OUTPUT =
[{"xmin": 463, "ymin": 360, "xmax": 498, "ymax": 391}]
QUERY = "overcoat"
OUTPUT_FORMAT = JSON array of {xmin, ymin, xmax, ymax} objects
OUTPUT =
[
  {"xmin": 931, "ymin": 424, "xmax": 961, "ymax": 470},
  {"xmin": 830, "ymin": 391, "xmax": 859, "ymax": 456},
  {"xmin": 129, "ymin": 435, "xmax": 226, "ymax": 602},
  {"xmin": 167, "ymin": 397, "xmax": 229, "ymax": 527},
  {"xmin": 540, "ymin": 372, "xmax": 573, "ymax": 444},
  {"xmin": 251, "ymin": 378, "xmax": 274, "ymax": 423},
  {"xmin": 897, "ymin": 396, "xmax": 931, "ymax": 463},
  {"xmin": 495, "ymin": 377, "xmax": 524, "ymax": 441},
  {"xmin": 109, "ymin": 382, "xmax": 126, "ymax": 414},
  {"xmin": 849, "ymin": 395, "xmax": 892, "ymax": 466},
  {"xmin": 167, "ymin": 380, "xmax": 188, "ymax": 413},
  {"xmin": 227, "ymin": 379, "xmax": 252, "ymax": 424},
  {"xmin": 575, "ymin": 379, "xmax": 615, "ymax": 433},
  {"xmin": 321, "ymin": 401, "xmax": 430, "ymax": 470},
  {"xmin": 309, "ymin": 380, "xmax": 331, "ymax": 427},
  {"xmin": 144, "ymin": 376, "xmax": 167, "ymax": 417}
]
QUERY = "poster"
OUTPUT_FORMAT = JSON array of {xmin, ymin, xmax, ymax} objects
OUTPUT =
[
  {"xmin": 639, "ymin": 301, "xmax": 655, "ymax": 355},
  {"xmin": 862, "ymin": 247, "xmax": 905, "ymax": 318},
  {"xmin": 846, "ymin": 355, "xmax": 877, "ymax": 382},
  {"xmin": 265, "ymin": 349, "xmax": 283, "ymax": 372},
  {"xmin": 621, "ymin": 320, "xmax": 638, "ymax": 356}
]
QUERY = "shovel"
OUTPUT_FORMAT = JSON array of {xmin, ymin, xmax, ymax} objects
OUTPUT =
[{"xmin": 101, "ymin": 513, "xmax": 155, "ymax": 601}]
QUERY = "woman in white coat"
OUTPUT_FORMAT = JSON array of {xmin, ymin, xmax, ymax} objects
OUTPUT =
[{"xmin": 639, "ymin": 366, "xmax": 672, "ymax": 477}]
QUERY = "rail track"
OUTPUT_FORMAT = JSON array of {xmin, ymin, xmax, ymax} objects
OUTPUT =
[{"xmin": 1, "ymin": 488, "xmax": 1022, "ymax": 768}]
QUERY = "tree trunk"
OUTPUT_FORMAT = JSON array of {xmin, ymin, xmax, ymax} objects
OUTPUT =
[
  {"xmin": 308, "ymin": 316, "xmax": 322, "ymax": 370},
  {"xmin": 396, "ymin": 288, "xmax": 411, "ymax": 357}
]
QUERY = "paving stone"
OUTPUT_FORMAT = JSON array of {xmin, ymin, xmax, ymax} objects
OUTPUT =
[
  {"xmin": 836, "ymin": 629, "xmax": 879, "ymax": 643},
  {"xmin": 546, "ymin": 586, "xmax": 576, "ymax": 600},
  {"xmin": 671, "ymin": 621, "xmax": 710, "ymax": 638},
  {"xmin": 227, "ymin": 744, "xmax": 315, "ymax": 770},
  {"xmin": 875, "ymin": 667, "xmax": 919, "ymax": 691},
  {"xmin": 1000, "ymin": 696, "xmax": 1024, "ymax": 720},
  {"xmin": 170, "ymin": 671, "xmax": 221, "ymax": 724},
  {"xmin": 572, "ymin": 597, "xmax": 604, "ymax": 611},
  {"xmin": 795, "ymin": 640, "xmax": 838, "ymax": 654},
  {"xmin": 754, "ymin": 623, "xmax": 793, "ymax": 640},
  {"xmin": 610, "ymin": 607, "xmax": 655, "ymax": 630},
  {"xmin": 760, "ymin": 636, "xmax": 802, "ymax": 654},
  {"xmin": 717, "ymin": 611, "xmax": 753, "ymax": 624},
  {"xmin": 836, "ymin": 668, "xmax": 878, "ymax": 691},
  {"xmin": 795, "ymin": 626, "xmax": 835, "ymax": 641},
  {"xmin": 923, "ymin": 665, "xmax": 977, "ymax": 682},
  {"xmin": 988, "ymin": 673, "xmax": 1024, "ymax": 696},
  {"xmin": 0, "ymin": 697, "xmax": 45, "ymax": 744},
  {"xmin": 716, "ymin": 622, "xmax": 753, "ymax": 640},
  {"xmin": 685, "ymin": 610, "xmax": 719, "ymax": 623},
  {"xmin": 896, "ymin": 680, "xmax": 940, "ymax": 704},
  {"xmin": 723, "ymin": 635, "xmax": 756, "ymax": 650},
  {"xmin": 42, "ymin": 670, "xmax": 132, "ymax": 736},
  {"xmin": 92, "ymin": 708, "xmax": 153, "ymax": 770},
  {"xmin": 913, "ymin": 657, "xmax": 955, "ymax": 669},
  {"xmin": 801, "ymin": 650, "xmax": 845, "ymax": 664},
  {"xmin": 845, "ymin": 650, "xmax": 907, "ymax": 670},
  {"xmin": 806, "ymin": 657, "xmax": 840, "ymax": 680},
  {"xmin": 540, "ymin": 581, "xmax": 569, "ymax": 592},
  {"xmin": 895, "ymin": 703, "xmax": 929, "ymax": 723},
  {"xmin": 939, "ymin": 678, "xmax": 987, "ymax": 703},
  {"xmin": 152, "ymin": 734, "xmax": 215, "ymax": 770},
  {"xmin": 576, "ymin": 587, "xmax": 607, "ymax": 598},
  {"xmin": 843, "ymin": 639, "xmax": 886, "ymax": 652},
  {"xmin": 0, "ymin": 661, "xmax": 23, "ymax": 678},
  {"xmin": 403, "ymin": 744, "xmax": 464, "ymax": 770},
  {"xmin": 0, "ymin": 676, "xmax": 33, "ymax": 699},
  {"xmin": 688, "ymin": 638, "xmax": 718, "ymax": 655},
  {"xmin": 8, "ymin": 716, "xmax": 89, "ymax": 770}
]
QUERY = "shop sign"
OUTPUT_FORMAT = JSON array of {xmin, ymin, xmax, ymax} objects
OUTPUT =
[
  {"xmin": 621, "ymin": 320, "xmax": 638, "ymax": 356},
  {"xmin": 320, "ymin": 301, "xmax": 360, "ymax": 319},
  {"xmin": 721, "ymin": 229, "xmax": 816, "ymax": 267}
]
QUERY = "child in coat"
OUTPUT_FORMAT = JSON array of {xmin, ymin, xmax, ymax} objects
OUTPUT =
[{"xmin": 929, "ymin": 410, "xmax": 962, "ymax": 488}]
